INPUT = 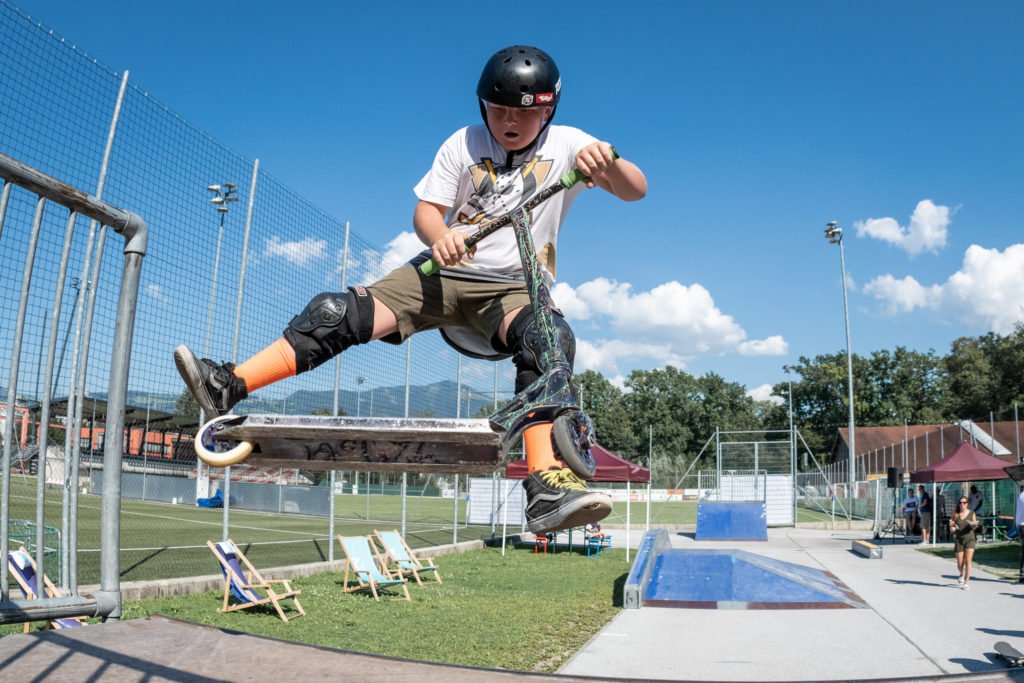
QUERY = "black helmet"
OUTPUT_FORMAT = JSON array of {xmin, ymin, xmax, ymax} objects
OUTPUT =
[{"xmin": 477, "ymin": 45, "xmax": 560, "ymax": 108}]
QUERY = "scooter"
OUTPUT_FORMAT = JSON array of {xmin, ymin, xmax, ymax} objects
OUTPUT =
[{"xmin": 194, "ymin": 156, "xmax": 610, "ymax": 479}]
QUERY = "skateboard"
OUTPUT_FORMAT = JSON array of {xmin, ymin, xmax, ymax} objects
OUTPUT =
[
  {"xmin": 196, "ymin": 414, "xmax": 506, "ymax": 473},
  {"xmin": 995, "ymin": 641, "xmax": 1024, "ymax": 667}
]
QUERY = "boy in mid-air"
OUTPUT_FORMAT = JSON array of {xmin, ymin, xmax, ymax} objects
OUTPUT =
[{"xmin": 175, "ymin": 45, "xmax": 647, "ymax": 534}]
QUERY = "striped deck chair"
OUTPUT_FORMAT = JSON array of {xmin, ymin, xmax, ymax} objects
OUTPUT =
[
  {"xmin": 374, "ymin": 529, "xmax": 442, "ymax": 586},
  {"xmin": 337, "ymin": 535, "xmax": 411, "ymax": 601},
  {"xmin": 8, "ymin": 546, "xmax": 88, "ymax": 632},
  {"xmin": 207, "ymin": 540, "xmax": 305, "ymax": 622}
]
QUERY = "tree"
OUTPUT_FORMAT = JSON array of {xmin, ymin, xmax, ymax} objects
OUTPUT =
[
  {"xmin": 859, "ymin": 347, "xmax": 947, "ymax": 426},
  {"xmin": 175, "ymin": 389, "xmax": 199, "ymax": 418},
  {"xmin": 780, "ymin": 353, "xmax": 871, "ymax": 460},
  {"xmin": 623, "ymin": 366, "xmax": 703, "ymax": 469},
  {"xmin": 575, "ymin": 370, "xmax": 637, "ymax": 456},
  {"xmin": 945, "ymin": 336, "xmax": 995, "ymax": 420}
]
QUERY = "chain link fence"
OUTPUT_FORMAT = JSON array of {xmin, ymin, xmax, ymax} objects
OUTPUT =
[{"xmin": 1, "ymin": 1, "xmax": 515, "ymax": 587}]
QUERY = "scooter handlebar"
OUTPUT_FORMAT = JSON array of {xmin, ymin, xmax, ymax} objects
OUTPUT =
[{"xmin": 419, "ymin": 148, "xmax": 618, "ymax": 277}]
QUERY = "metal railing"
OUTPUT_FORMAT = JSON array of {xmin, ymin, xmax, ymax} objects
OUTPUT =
[{"xmin": 0, "ymin": 151, "xmax": 147, "ymax": 626}]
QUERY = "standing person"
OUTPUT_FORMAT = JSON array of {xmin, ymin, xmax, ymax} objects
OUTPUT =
[
  {"xmin": 903, "ymin": 486, "xmax": 920, "ymax": 540},
  {"xmin": 917, "ymin": 484, "xmax": 932, "ymax": 544},
  {"xmin": 969, "ymin": 484, "xmax": 985, "ymax": 539},
  {"xmin": 1015, "ymin": 483, "xmax": 1024, "ymax": 584},
  {"xmin": 949, "ymin": 496, "xmax": 980, "ymax": 588},
  {"xmin": 174, "ymin": 45, "xmax": 648, "ymax": 536},
  {"xmin": 969, "ymin": 485, "xmax": 984, "ymax": 515}
]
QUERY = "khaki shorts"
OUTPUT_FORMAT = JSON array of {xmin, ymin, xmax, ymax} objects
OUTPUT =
[
  {"xmin": 954, "ymin": 534, "xmax": 977, "ymax": 552},
  {"xmin": 367, "ymin": 265, "xmax": 531, "ymax": 351}
]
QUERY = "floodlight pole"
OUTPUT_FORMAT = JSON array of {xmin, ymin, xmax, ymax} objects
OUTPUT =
[{"xmin": 824, "ymin": 222, "xmax": 857, "ymax": 496}]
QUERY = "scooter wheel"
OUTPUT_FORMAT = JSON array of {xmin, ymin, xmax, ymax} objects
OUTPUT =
[
  {"xmin": 552, "ymin": 411, "xmax": 597, "ymax": 480},
  {"xmin": 195, "ymin": 414, "xmax": 253, "ymax": 467}
]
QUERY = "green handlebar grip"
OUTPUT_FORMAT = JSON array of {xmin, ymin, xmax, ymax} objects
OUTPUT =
[
  {"xmin": 559, "ymin": 147, "xmax": 620, "ymax": 188},
  {"xmin": 419, "ymin": 258, "xmax": 441, "ymax": 277}
]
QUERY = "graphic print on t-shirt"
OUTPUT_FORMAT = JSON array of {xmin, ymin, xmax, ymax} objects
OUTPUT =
[{"xmin": 455, "ymin": 156, "xmax": 554, "ymax": 227}]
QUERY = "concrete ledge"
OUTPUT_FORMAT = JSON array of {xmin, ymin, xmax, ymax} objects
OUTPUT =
[
  {"xmin": 852, "ymin": 539, "xmax": 883, "ymax": 559},
  {"xmin": 80, "ymin": 539, "xmax": 486, "ymax": 602},
  {"xmin": 623, "ymin": 529, "xmax": 669, "ymax": 609}
]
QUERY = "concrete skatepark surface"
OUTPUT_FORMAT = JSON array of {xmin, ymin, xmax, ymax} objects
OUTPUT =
[
  {"xmin": 4, "ymin": 528, "xmax": 1024, "ymax": 682},
  {"xmin": 562, "ymin": 528, "xmax": 1024, "ymax": 681}
]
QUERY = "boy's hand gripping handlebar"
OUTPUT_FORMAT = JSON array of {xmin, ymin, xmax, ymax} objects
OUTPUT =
[{"xmin": 418, "ymin": 149, "xmax": 618, "ymax": 277}]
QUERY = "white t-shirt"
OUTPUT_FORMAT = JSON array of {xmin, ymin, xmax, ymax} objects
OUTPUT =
[
  {"xmin": 903, "ymin": 495, "xmax": 919, "ymax": 515},
  {"xmin": 1015, "ymin": 490, "xmax": 1024, "ymax": 526},
  {"xmin": 414, "ymin": 123, "xmax": 597, "ymax": 282},
  {"xmin": 969, "ymin": 491, "xmax": 983, "ymax": 514}
]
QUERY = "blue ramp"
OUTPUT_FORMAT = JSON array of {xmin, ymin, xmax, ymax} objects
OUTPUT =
[
  {"xmin": 644, "ymin": 549, "xmax": 866, "ymax": 609},
  {"xmin": 695, "ymin": 501, "xmax": 767, "ymax": 541},
  {"xmin": 625, "ymin": 530, "xmax": 866, "ymax": 610}
]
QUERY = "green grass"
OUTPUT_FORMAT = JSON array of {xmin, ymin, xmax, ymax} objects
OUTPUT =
[
  {"xmin": 104, "ymin": 545, "xmax": 625, "ymax": 672},
  {"xmin": 918, "ymin": 541, "xmax": 1021, "ymax": 579}
]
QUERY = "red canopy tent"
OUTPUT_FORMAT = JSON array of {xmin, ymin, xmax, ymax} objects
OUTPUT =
[
  {"xmin": 505, "ymin": 442, "xmax": 650, "ymax": 483},
  {"xmin": 909, "ymin": 443, "xmax": 1012, "ymax": 483}
]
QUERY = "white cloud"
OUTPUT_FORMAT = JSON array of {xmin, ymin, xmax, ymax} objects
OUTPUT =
[
  {"xmin": 864, "ymin": 243, "xmax": 1024, "ymax": 333},
  {"xmin": 359, "ymin": 231, "xmax": 424, "ymax": 280},
  {"xmin": 738, "ymin": 335, "xmax": 789, "ymax": 356},
  {"xmin": 862, "ymin": 274, "xmax": 940, "ymax": 315},
  {"xmin": 145, "ymin": 284, "xmax": 166, "ymax": 302},
  {"xmin": 854, "ymin": 199, "xmax": 951, "ymax": 256},
  {"xmin": 264, "ymin": 235, "xmax": 328, "ymax": 266},
  {"xmin": 557, "ymin": 278, "xmax": 749, "ymax": 352},
  {"xmin": 746, "ymin": 383, "xmax": 783, "ymax": 405},
  {"xmin": 575, "ymin": 338, "xmax": 688, "ymax": 377},
  {"xmin": 552, "ymin": 278, "xmax": 787, "ymax": 378}
]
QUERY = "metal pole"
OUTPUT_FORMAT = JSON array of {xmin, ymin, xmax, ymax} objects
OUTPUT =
[
  {"xmin": 790, "ymin": 379, "xmax": 796, "ymax": 524},
  {"xmin": 452, "ymin": 473, "xmax": 459, "ymax": 546},
  {"xmin": 142, "ymin": 398, "xmax": 150, "ymax": 501},
  {"xmin": 220, "ymin": 160, "xmax": 259, "ymax": 543},
  {"xmin": 903, "ymin": 419, "xmax": 908, "ymax": 470},
  {"xmin": 100, "ymin": 238, "xmax": 145, "ymax": 620},
  {"xmin": 825, "ymin": 223, "xmax": 856, "ymax": 494},
  {"xmin": 455, "ymin": 356, "xmax": 462, "ymax": 419},
  {"xmin": 402, "ymin": 341, "xmax": 411, "ymax": 537},
  {"xmin": 1015, "ymin": 403, "xmax": 1020, "ymax": 463},
  {"xmin": 626, "ymin": 480, "xmax": 631, "ymax": 563},
  {"xmin": 85, "ymin": 71, "xmax": 131, "ymax": 602},
  {"xmin": 33, "ymin": 211, "xmax": 78, "ymax": 581},
  {"xmin": 1, "ymin": 196, "xmax": 46, "ymax": 602},
  {"xmin": 647, "ymin": 424, "xmax": 653, "ymax": 530},
  {"xmin": 401, "ymin": 473, "xmax": 407, "ymax": 539},
  {"xmin": 328, "ymin": 220, "xmax": 350, "ymax": 564}
]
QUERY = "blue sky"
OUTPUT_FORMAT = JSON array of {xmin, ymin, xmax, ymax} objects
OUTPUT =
[{"xmin": 11, "ymin": 0, "xmax": 1023, "ymax": 400}]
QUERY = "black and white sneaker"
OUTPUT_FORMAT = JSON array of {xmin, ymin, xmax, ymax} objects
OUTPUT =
[
  {"xmin": 173, "ymin": 344, "xmax": 247, "ymax": 418},
  {"xmin": 523, "ymin": 468, "xmax": 611, "ymax": 535}
]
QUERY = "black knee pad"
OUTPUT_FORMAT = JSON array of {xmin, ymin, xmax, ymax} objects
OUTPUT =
[
  {"xmin": 284, "ymin": 286, "xmax": 374, "ymax": 373},
  {"xmin": 505, "ymin": 306, "xmax": 576, "ymax": 394}
]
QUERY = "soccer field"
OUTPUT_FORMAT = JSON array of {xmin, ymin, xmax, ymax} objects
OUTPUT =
[{"xmin": 5, "ymin": 477, "xmax": 489, "ymax": 585}]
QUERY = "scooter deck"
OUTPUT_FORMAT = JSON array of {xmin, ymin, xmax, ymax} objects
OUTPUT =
[{"xmin": 209, "ymin": 414, "xmax": 507, "ymax": 474}]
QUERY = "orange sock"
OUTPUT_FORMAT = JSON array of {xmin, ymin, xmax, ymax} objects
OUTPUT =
[
  {"xmin": 233, "ymin": 338, "xmax": 296, "ymax": 392},
  {"xmin": 524, "ymin": 422, "xmax": 564, "ymax": 473}
]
